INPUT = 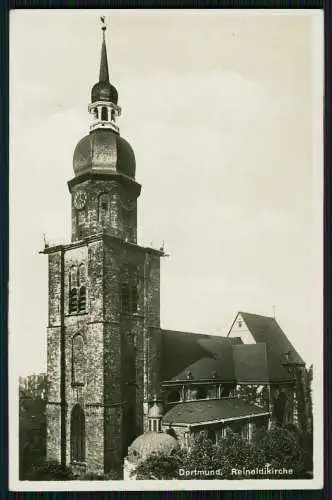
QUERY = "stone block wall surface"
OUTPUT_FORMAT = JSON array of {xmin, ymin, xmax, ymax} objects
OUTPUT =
[
  {"xmin": 70, "ymin": 179, "xmax": 138, "ymax": 243},
  {"xmin": 46, "ymin": 404, "xmax": 62, "ymax": 462}
]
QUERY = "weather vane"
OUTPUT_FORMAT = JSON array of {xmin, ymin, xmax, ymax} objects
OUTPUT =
[{"xmin": 100, "ymin": 16, "xmax": 107, "ymax": 31}]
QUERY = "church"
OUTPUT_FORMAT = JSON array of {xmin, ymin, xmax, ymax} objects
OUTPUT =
[{"xmin": 42, "ymin": 23, "xmax": 306, "ymax": 477}]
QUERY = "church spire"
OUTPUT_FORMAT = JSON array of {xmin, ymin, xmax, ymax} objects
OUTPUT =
[
  {"xmin": 89, "ymin": 17, "xmax": 121, "ymax": 133},
  {"xmin": 99, "ymin": 17, "xmax": 109, "ymax": 83}
]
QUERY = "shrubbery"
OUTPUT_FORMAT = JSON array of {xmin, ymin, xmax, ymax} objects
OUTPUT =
[
  {"xmin": 134, "ymin": 425, "xmax": 313, "ymax": 480},
  {"xmin": 24, "ymin": 461, "xmax": 74, "ymax": 481}
]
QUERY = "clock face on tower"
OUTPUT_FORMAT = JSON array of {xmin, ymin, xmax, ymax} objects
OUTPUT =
[
  {"xmin": 73, "ymin": 190, "xmax": 87, "ymax": 210},
  {"xmin": 121, "ymin": 196, "xmax": 136, "ymax": 211}
]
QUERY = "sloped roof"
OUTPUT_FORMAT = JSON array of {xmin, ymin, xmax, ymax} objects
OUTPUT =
[
  {"xmin": 232, "ymin": 343, "xmax": 294, "ymax": 383},
  {"xmin": 231, "ymin": 312, "xmax": 305, "ymax": 365},
  {"xmin": 161, "ymin": 330, "xmax": 238, "ymax": 383},
  {"xmin": 162, "ymin": 398, "xmax": 269, "ymax": 426}
]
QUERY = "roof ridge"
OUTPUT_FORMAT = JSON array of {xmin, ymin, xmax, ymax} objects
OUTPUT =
[
  {"xmin": 240, "ymin": 311, "xmax": 275, "ymax": 320},
  {"xmin": 161, "ymin": 329, "xmax": 227, "ymax": 339}
]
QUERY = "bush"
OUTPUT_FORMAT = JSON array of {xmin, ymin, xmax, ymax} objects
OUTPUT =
[
  {"xmin": 24, "ymin": 461, "xmax": 74, "ymax": 481},
  {"xmin": 19, "ymin": 392, "xmax": 47, "ymax": 479},
  {"xmin": 83, "ymin": 469, "xmax": 122, "ymax": 480},
  {"xmin": 134, "ymin": 450, "xmax": 185, "ymax": 480},
  {"xmin": 132, "ymin": 426, "xmax": 313, "ymax": 480},
  {"xmin": 258, "ymin": 426, "xmax": 310, "ymax": 478}
]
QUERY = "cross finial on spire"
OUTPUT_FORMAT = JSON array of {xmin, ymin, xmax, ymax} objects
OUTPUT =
[{"xmin": 100, "ymin": 16, "xmax": 106, "ymax": 31}]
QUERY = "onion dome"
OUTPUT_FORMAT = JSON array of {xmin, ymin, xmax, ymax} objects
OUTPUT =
[
  {"xmin": 91, "ymin": 23, "xmax": 118, "ymax": 104},
  {"xmin": 127, "ymin": 432, "xmax": 179, "ymax": 465},
  {"xmin": 73, "ymin": 128, "xmax": 136, "ymax": 179},
  {"xmin": 73, "ymin": 19, "xmax": 135, "ymax": 179}
]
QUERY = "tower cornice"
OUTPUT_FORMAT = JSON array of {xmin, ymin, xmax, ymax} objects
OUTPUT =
[{"xmin": 67, "ymin": 172, "xmax": 141, "ymax": 196}]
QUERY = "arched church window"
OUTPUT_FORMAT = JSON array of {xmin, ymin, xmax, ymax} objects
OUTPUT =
[
  {"xmin": 71, "ymin": 404, "xmax": 85, "ymax": 462},
  {"xmin": 98, "ymin": 193, "xmax": 109, "ymax": 223},
  {"xmin": 111, "ymin": 109, "xmax": 115, "ymax": 121},
  {"xmin": 101, "ymin": 106, "xmax": 108, "ymax": 121},
  {"xmin": 72, "ymin": 334, "xmax": 85, "ymax": 385}
]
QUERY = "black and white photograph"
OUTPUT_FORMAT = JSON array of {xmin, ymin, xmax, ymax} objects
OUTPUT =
[{"xmin": 9, "ymin": 9, "xmax": 324, "ymax": 491}]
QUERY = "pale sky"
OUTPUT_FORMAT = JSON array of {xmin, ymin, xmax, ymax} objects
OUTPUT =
[{"xmin": 10, "ymin": 10, "xmax": 324, "ymax": 376}]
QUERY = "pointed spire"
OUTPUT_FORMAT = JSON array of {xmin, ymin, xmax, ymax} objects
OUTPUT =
[{"xmin": 99, "ymin": 18, "xmax": 109, "ymax": 83}]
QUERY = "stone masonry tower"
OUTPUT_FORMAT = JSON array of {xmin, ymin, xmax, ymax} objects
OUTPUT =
[{"xmin": 43, "ymin": 22, "xmax": 163, "ymax": 475}]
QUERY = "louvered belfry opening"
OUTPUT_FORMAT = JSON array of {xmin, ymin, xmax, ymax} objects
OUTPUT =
[{"xmin": 69, "ymin": 264, "xmax": 87, "ymax": 314}]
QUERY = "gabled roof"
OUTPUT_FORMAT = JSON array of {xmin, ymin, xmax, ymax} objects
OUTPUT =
[
  {"xmin": 228, "ymin": 312, "xmax": 305, "ymax": 366},
  {"xmin": 232, "ymin": 343, "xmax": 294, "ymax": 383},
  {"xmin": 161, "ymin": 330, "xmax": 238, "ymax": 383},
  {"xmin": 162, "ymin": 398, "xmax": 269, "ymax": 426}
]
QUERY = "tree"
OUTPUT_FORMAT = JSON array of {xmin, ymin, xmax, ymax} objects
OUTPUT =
[
  {"xmin": 256, "ymin": 425, "xmax": 311, "ymax": 478},
  {"xmin": 19, "ymin": 374, "xmax": 48, "ymax": 479},
  {"xmin": 295, "ymin": 367, "xmax": 307, "ymax": 432},
  {"xmin": 134, "ymin": 450, "xmax": 185, "ymax": 480},
  {"xmin": 212, "ymin": 431, "xmax": 264, "ymax": 479}
]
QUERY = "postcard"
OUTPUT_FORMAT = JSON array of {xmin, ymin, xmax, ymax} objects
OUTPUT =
[{"xmin": 9, "ymin": 8, "xmax": 324, "ymax": 491}]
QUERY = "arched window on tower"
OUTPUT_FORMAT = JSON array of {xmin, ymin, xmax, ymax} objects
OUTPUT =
[
  {"xmin": 71, "ymin": 404, "xmax": 85, "ymax": 462},
  {"xmin": 98, "ymin": 193, "xmax": 109, "ymax": 224},
  {"xmin": 72, "ymin": 334, "xmax": 85, "ymax": 385},
  {"xmin": 101, "ymin": 106, "xmax": 108, "ymax": 121},
  {"xmin": 69, "ymin": 266, "xmax": 78, "ymax": 313}
]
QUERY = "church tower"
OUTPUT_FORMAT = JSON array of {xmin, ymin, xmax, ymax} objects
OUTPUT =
[{"xmin": 43, "ymin": 22, "xmax": 163, "ymax": 475}]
